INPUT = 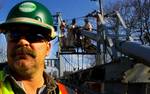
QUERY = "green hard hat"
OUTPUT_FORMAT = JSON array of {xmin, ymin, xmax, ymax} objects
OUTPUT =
[{"xmin": 0, "ymin": 1, "xmax": 56, "ymax": 40}]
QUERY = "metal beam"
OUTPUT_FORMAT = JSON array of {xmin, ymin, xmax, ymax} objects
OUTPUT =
[
  {"xmin": 80, "ymin": 30, "xmax": 97, "ymax": 41},
  {"xmin": 118, "ymin": 41, "xmax": 150, "ymax": 66}
]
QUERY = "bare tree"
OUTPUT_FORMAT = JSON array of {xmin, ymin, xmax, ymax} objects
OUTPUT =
[
  {"xmin": 0, "ymin": 48, "xmax": 7, "ymax": 63},
  {"xmin": 105, "ymin": 0, "xmax": 150, "ymax": 44},
  {"xmin": 0, "ymin": 34, "xmax": 7, "ymax": 63}
]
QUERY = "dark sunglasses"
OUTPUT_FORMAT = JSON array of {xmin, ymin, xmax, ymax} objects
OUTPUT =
[{"xmin": 6, "ymin": 31, "xmax": 48, "ymax": 43}]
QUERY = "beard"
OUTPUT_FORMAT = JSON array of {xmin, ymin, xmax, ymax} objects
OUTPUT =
[
  {"xmin": 10, "ymin": 60, "xmax": 38, "ymax": 79},
  {"xmin": 8, "ymin": 47, "xmax": 39, "ymax": 79}
]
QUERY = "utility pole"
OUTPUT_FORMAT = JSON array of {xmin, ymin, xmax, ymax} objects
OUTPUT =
[
  {"xmin": 91, "ymin": 0, "xmax": 105, "ymax": 93},
  {"xmin": 55, "ymin": 12, "xmax": 65, "ymax": 77},
  {"xmin": 91, "ymin": 0, "xmax": 105, "ymax": 65},
  {"xmin": 91, "ymin": 0, "xmax": 103, "ymax": 16}
]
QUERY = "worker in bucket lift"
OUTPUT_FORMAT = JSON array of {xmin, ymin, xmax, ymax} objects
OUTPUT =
[
  {"xmin": 66, "ymin": 18, "xmax": 78, "ymax": 48},
  {"xmin": 70, "ymin": 19, "xmax": 82, "ymax": 48},
  {"xmin": 83, "ymin": 18, "xmax": 93, "ymax": 32},
  {"xmin": 0, "ymin": 1, "xmax": 74, "ymax": 94},
  {"xmin": 60, "ymin": 20, "xmax": 67, "ymax": 48},
  {"xmin": 83, "ymin": 18, "xmax": 93, "ymax": 50}
]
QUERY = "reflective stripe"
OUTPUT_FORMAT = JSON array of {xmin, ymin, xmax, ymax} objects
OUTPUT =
[
  {"xmin": 57, "ymin": 82, "xmax": 68, "ymax": 94},
  {"xmin": 0, "ymin": 71, "xmax": 14, "ymax": 94},
  {"xmin": 59, "ymin": 90, "xmax": 62, "ymax": 94}
]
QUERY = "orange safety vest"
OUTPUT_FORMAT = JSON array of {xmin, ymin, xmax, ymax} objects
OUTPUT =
[{"xmin": 57, "ymin": 82, "xmax": 69, "ymax": 94}]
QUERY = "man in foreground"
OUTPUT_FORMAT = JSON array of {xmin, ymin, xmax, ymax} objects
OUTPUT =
[{"xmin": 0, "ymin": 1, "xmax": 72, "ymax": 94}]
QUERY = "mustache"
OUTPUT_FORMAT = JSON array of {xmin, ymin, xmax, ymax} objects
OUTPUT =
[{"xmin": 11, "ymin": 47, "xmax": 36, "ymax": 58}]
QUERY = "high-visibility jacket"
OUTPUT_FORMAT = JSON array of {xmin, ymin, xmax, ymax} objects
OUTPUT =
[
  {"xmin": 0, "ymin": 70, "xmax": 14, "ymax": 94},
  {"xmin": 0, "ymin": 70, "xmax": 69, "ymax": 94}
]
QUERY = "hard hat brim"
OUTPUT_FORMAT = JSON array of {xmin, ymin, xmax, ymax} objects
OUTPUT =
[{"xmin": 0, "ymin": 17, "xmax": 56, "ymax": 40}]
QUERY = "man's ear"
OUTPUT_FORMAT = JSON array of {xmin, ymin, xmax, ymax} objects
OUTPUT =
[{"xmin": 46, "ymin": 42, "xmax": 51, "ymax": 56}]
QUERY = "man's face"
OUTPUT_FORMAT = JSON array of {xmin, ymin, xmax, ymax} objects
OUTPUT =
[{"xmin": 6, "ymin": 25, "xmax": 51, "ymax": 77}]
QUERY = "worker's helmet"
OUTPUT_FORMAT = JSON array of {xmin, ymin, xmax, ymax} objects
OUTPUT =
[
  {"xmin": 0, "ymin": 1, "xmax": 56, "ymax": 40},
  {"xmin": 84, "ymin": 18, "xmax": 89, "ymax": 23},
  {"xmin": 71, "ymin": 18, "xmax": 76, "ymax": 24}
]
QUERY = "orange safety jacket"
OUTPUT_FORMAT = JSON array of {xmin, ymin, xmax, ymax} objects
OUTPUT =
[{"xmin": 57, "ymin": 82, "xmax": 69, "ymax": 94}]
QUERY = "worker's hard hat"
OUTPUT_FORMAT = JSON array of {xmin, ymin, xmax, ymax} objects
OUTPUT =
[{"xmin": 0, "ymin": 1, "xmax": 56, "ymax": 40}]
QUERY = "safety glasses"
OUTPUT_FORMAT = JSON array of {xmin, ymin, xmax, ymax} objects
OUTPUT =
[{"xmin": 6, "ymin": 31, "xmax": 48, "ymax": 43}]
